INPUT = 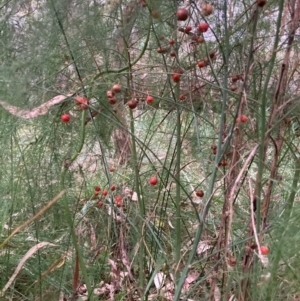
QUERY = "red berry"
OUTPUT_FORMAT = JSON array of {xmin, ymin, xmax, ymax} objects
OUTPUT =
[
  {"xmin": 250, "ymin": 244, "xmax": 258, "ymax": 250},
  {"xmin": 115, "ymin": 196, "xmax": 122, "ymax": 207},
  {"xmin": 284, "ymin": 118, "xmax": 292, "ymax": 125},
  {"xmin": 179, "ymin": 94, "xmax": 186, "ymax": 100},
  {"xmin": 149, "ymin": 177, "xmax": 158, "ymax": 186},
  {"xmin": 169, "ymin": 39, "xmax": 175, "ymax": 45},
  {"xmin": 257, "ymin": 0, "xmax": 267, "ymax": 7},
  {"xmin": 197, "ymin": 37, "xmax": 204, "ymax": 44},
  {"xmin": 170, "ymin": 50, "xmax": 176, "ymax": 57},
  {"xmin": 196, "ymin": 190, "xmax": 204, "ymax": 197},
  {"xmin": 107, "ymin": 90, "xmax": 115, "ymax": 98},
  {"xmin": 260, "ymin": 246, "xmax": 270, "ymax": 255},
  {"xmin": 229, "ymin": 257, "xmax": 237, "ymax": 266},
  {"xmin": 211, "ymin": 144, "xmax": 217, "ymax": 150},
  {"xmin": 198, "ymin": 22, "xmax": 209, "ymax": 33},
  {"xmin": 231, "ymin": 75, "xmax": 239, "ymax": 82},
  {"xmin": 112, "ymin": 84, "xmax": 121, "ymax": 93},
  {"xmin": 146, "ymin": 95, "xmax": 154, "ymax": 104},
  {"xmin": 109, "ymin": 167, "xmax": 115, "ymax": 172},
  {"xmin": 127, "ymin": 99, "xmax": 138, "ymax": 109},
  {"xmin": 197, "ymin": 61, "xmax": 206, "ymax": 68},
  {"xmin": 209, "ymin": 51, "xmax": 216, "ymax": 59},
  {"xmin": 61, "ymin": 114, "xmax": 70, "ymax": 123},
  {"xmin": 221, "ymin": 160, "xmax": 228, "ymax": 167},
  {"xmin": 108, "ymin": 97, "xmax": 117, "ymax": 105},
  {"xmin": 102, "ymin": 190, "xmax": 108, "ymax": 196},
  {"xmin": 75, "ymin": 96, "xmax": 89, "ymax": 106},
  {"xmin": 94, "ymin": 191, "xmax": 99, "ymax": 196},
  {"xmin": 201, "ymin": 3, "xmax": 214, "ymax": 16},
  {"xmin": 97, "ymin": 201, "xmax": 103, "ymax": 207},
  {"xmin": 115, "ymin": 196, "xmax": 122, "ymax": 202},
  {"xmin": 80, "ymin": 103, "xmax": 89, "ymax": 110},
  {"xmin": 241, "ymin": 115, "xmax": 248, "ymax": 122},
  {"xmin": 77, "ymin": 96, "xmax": 89, "ymax": 110},
  {"xmin": 230, "ymin": 84, "xmax": 237, "ymax": 91},
  {"xmin": 111, "ymin": 185, "xmax": 116, "ymax": 191},
  {"xmin": 176, "ymin": 8, "xmax": 189, "ymax": 21},
  {"xmin": 212, "ymin": 149, "xmax": 217, "ymax": 155},
  {"xmin": 175, "ymin": 68, "xmax": 184, "ymax": 75},
  {"xmin": 185, "ymin": 25, "xmax": 192, "ymax": 33},
  {"xmin": 172, "ymin": 73, "xmax": 181, "ymax": 82},
  {"xmin": 157, "ymin": 47, "xmax": 168, "ymax": 54},
  {"xmin": 94, "ymin": 186, "xmax": 101, "ymax": 191}
]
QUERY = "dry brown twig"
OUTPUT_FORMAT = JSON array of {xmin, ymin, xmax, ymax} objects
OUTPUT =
[
  {"xmin": 0, "ymin": 242, "xmax": 58, "ymax": 297},
  {"xmin": 0, "ymin": 190, "xmax": 66, "ymax": 250},
  {"xmin": 225, "ymin": 145, "xmax": 259, "ymax": 257},
  {"xmin": 0, "ymin": 94, "xmax": 73, "ymax": 119}
]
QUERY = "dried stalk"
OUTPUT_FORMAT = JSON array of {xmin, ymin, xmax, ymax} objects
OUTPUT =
[{"xmin": 241, "ymin": 1, "xmax": 300, "ymax": 300}]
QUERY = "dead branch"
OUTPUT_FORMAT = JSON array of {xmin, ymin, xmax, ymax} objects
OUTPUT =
[{"xmin": 0, "ymin": 94, "xmax": 73, "ymax": 119}]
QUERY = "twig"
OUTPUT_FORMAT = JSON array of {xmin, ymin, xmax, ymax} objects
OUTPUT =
[{"xmin": 225, "ymin": 145, "xmax": 259, "ymax": 256}]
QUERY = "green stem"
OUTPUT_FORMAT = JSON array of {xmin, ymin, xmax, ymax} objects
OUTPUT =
[
  {"xmin": 256, "ymin": 0, "xmax": 284, "ymax": 228},
  {"xmin": 92, "ymin": 17, "xmax": 151, "ymax": 82},
  {"xmin": 60, "ymin": 110, "xmax": 87, "ymax": 186},
  {"xmin": 265, "ymin": 157, "xmax": 300, "ymax": 301},
  {"xmin": 59, "ymin": 110, "xmax": 95, "ymax": 300},
  {"xmin": 129, "ymin": 109, "xmax": 145, "ymax": 288},
  {"xmin": 173, "ymin": 1, "xmax": 230, "ymax": 299},
  {"xmin": 118, "ymin": 1, "xmax": 148, "ymax": 288},
  {"xmin": 175, "ymin": 84, "xmax": 181, "ymax": 278}
]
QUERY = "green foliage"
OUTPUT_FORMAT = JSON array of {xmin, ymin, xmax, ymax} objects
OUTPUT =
[{"xmin": 1, "ymin": 0, "xmax": 300, "ymax": 300}]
